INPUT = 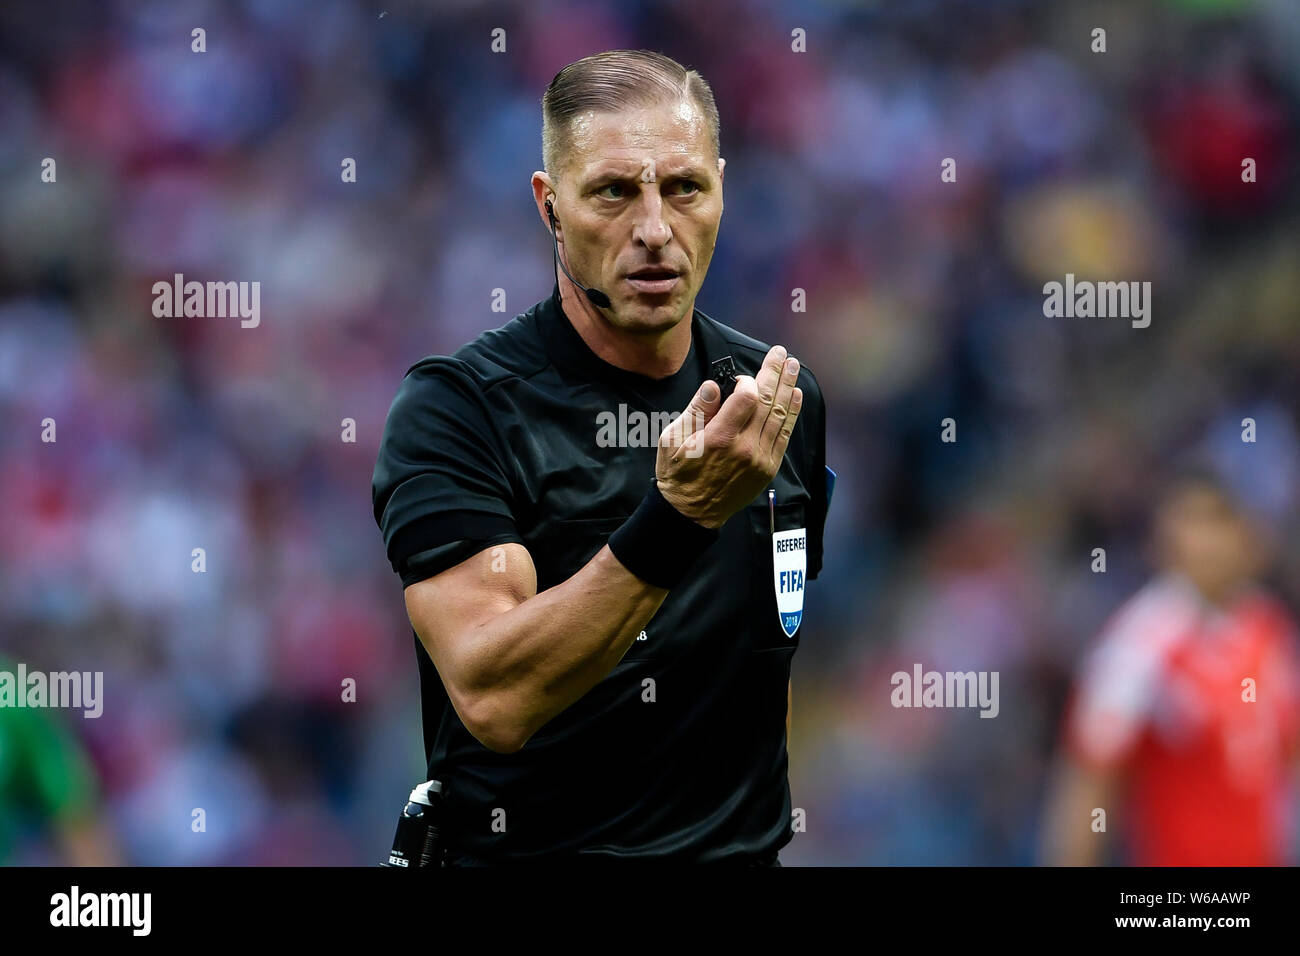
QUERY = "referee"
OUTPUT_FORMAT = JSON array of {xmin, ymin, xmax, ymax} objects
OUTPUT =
[{"xmin": 372, "ymin": 50, "xmax": 829, "ymax": 865}]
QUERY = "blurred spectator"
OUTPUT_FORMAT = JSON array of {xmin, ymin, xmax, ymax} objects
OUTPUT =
[
  {"xmin": 0, "ymin": 655, "xmax": 122, "ymax": 865},
  {"xmin": 1040, "ymin": 471, "xmax": 1300, "ymax": 865}
]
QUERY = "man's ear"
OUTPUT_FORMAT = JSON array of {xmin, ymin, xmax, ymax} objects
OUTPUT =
[
  {"xmin": 717, "ymin": 157, "xmax": 725, "ymax": 184},
  {"xmin": 532, "ymin": 171, "xmax": 556, "ymax": 231}
]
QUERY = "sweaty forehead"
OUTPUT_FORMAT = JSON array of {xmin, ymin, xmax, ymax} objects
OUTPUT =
[{"xmin": 565, "ymin": 100, "xmax": 713, "ymax": 173}]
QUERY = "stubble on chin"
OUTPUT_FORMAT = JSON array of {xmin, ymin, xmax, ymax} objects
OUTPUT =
[{"xmin": 611, "ymin": 298, "xmax": 691, "ymax": 336}]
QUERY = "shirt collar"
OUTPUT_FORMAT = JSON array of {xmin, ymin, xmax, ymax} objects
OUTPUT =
[
  {"xmin": 537, "ymin": 282, "xmax": 733, "ymax": 393},
  {"xmin": 1158, "ymin": 571, "xmax": 1242, "ymax": 635}
]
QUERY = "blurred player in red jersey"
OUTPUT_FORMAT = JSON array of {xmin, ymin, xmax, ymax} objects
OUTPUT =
[{"xmin": 1041, "ymin": 471, "xmax": 1300, "ymax": 866}]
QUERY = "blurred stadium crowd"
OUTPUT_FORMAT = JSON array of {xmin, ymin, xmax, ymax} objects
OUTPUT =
[{"xmin": 1, "ymin": 0, "xmax": 1298, "ymax": 864}]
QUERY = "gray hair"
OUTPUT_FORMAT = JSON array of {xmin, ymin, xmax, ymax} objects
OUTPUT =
[{"xmin": 542, "ymin": 49, "xmax": 721, "ymax": 177}]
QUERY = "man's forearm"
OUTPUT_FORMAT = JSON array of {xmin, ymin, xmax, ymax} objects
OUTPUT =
[
  {"xmin": 456, "ymin": 545, "xmax": 668, "ymax": 751},
  {"xmin": 1040, "ymin": 760, "xmax": 1114, "ymax": 866}
]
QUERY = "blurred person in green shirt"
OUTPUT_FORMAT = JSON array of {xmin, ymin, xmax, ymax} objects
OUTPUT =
[{"xmin": 0, "ymin": 655, "xmax": 121, "ymax": 865}]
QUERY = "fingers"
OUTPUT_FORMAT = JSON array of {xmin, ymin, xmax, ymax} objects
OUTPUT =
[
  {"xmin": 687, "ymin": 377, "xmax": 722, "ymax": 424},
  {"xmin": 754, "ymin": 345, "xmax": 787, "ymax": 412},
  {"xmin": 708, "ymin": 374, "xmax": 756, "ymax": 439},
  {"xmin": 769, "ymin": 386, "xmax": 803, "ymax": 468},
  {"xmin": 710, "ymin": 345, "xmax": 786, "ymax": 439},
  {"xmin": 659, "ymin": 378, "xmax": 722, "ymax": 460},
  {"xmin": 758, "ymin": 355, "xmax": 800, "ymax": 457}
]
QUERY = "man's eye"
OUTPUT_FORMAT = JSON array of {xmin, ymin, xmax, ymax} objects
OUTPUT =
[{"xmin": 596, "ymin": 181, "xmax": 700, "ymax": 198}]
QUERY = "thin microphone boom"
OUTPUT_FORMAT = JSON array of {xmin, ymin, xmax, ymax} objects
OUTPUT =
[{"xmin": 546, "ymin": 200, "xmax": 611, "ymax": 309}]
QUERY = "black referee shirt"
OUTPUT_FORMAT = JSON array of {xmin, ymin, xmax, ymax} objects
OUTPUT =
[{"xmin": 372, "ymin": 283, "xmax": 829, "ymax": 863}]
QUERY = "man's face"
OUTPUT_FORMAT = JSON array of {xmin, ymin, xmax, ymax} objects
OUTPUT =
[
  {"xmin": 539, "ymin": 98, "xmax": 725, "ymax": 334},
  {"xmin": 1157, "ymin": 484, "xmax": 1258, "ymax": 602}
]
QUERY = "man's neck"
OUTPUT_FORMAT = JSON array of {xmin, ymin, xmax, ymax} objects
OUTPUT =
[
  {"xmin": 558, "ymin": 281, "xmax": 694, "ymax": 380},
  {"xmin": 1164, "ymin": 569, "xmax": 1244, "ymax": 612}
]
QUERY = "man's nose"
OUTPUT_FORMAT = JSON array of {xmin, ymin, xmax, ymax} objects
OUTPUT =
[{"xmin": 632, "ymin": 191, "xmax": 671, "ymax": 250}]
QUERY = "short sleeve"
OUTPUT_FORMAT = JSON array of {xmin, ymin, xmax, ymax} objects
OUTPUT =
[
  {"xmin": 1062, "ymin": 591, "xmax": 1189, "ymax": 772},
  {"xmin": 372, "ymin": 358, "xmax": 523, "ymax": 587}
]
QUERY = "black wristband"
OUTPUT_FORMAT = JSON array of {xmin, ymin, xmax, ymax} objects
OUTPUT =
[{"xmin": 607, "ymin": 480, "xmax": 720, "ymax": 589}]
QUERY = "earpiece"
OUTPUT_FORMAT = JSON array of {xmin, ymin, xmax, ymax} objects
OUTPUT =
[{"xmin": 544, "ymin": 196, "xmax": 611, "ymax": 309}]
